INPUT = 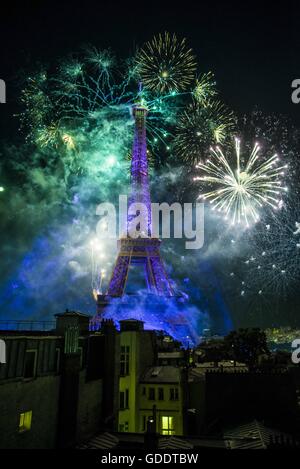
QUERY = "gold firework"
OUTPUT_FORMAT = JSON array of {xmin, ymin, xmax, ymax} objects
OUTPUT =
[{"xmin": 136, "ymin": 32, "xmax": 197, "ymax": 93}]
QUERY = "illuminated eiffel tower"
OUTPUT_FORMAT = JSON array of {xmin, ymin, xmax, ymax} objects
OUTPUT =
[{"xmin": 96, "ymin": 94, "xmax": 175, "ymax": 314}]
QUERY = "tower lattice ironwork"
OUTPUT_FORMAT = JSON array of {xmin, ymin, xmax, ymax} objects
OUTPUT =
[{"xmin": 99, "ymin": 99, "xmax": 174, "ymax": 306}]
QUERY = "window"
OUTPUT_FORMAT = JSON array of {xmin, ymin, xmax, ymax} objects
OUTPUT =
[
  {"xmin": 142, "ymin": 386, "xmax": 146, "ymax": 396},
  {"xmin": 161, "ymin": 416, "xmax": 174, "ymax": 435},
  {"xmin": 148, "ymin": 387, "xmax": 155, "ymax": 400},
  {"xmin": 19, "ymin": 411, "xmax": 32, "ymax": 433},
  {"xmin": 120, "ymin": 392, "xmax": 124, "ymax": 409},
  {"xmin": 24, "ymin": 350, "xmax": 37, "ymax": 379},
  {"xmin": 170, "ymin": 387, "xmax": 179, "ymax": 401},
  {"xmin": 119, "ymin": 389, "xmax": 129, "ymax": 409},
  {"xmin": 119, "ymin": 421, "xmax": 129, "ymax": 432},
  {"xmin": 158, "ymin": 387, "xmax": 164, "ymax": 400},
  {"xmin": 120, "ymin": 346, "xmax": 130, "ymax": 376}
]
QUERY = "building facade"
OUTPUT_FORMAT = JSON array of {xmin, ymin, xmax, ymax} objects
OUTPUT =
[
  {"xmin": 0, "ymin": 312, "xmax": 104, "ymax": 449},
  {"xmin": 139, "ymin": 366, "xmax": 184, "ymax": 436},
  {"xmin": 117, "ymin": 319, "xmax": 184, "ymax": 436}
]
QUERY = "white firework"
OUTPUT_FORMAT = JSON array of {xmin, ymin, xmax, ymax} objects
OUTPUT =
[
  {"xmin": 240, "ymin": 199, "xmax": 300, "ymax": 297},
  {"xmin": 195, "ymin": 138, "xmax": 288, "ymax": 226}
]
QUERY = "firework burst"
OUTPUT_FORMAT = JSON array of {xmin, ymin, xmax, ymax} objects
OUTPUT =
[
  {"xmin": 85, "ymin": 46, "xmax": 115, "ymax": 72},
  {"xmin": 19, "ymin": 40, "xmax": 221, "ymax": 166},
  {"xmin": 195, "ymin": 138, "xmax": 288, "ymax": 226},
  {"xmin": 173, "ymin": 101, "xmax": 235, "ymax": 164},
  {"xmin": 240, "ymin": 198, "xmax": 300, "ymax": 297},
  {"xmin": 238, "ymin": 109, "xmax": 300, "ymax": 196},
  {"xmin": 193, "ymin": 72, "xmax": 218, "ymax": 106},
  {"xmin": 135, "ymin": 32, "xmax": 197, "ymax": 94},
  {"xmin": 59, "ymin": 57, "xmax": 83, "ymax": 80}
]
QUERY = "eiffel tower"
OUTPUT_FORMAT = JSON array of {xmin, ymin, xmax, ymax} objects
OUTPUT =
[{"xmin": 96, "ymin": 95, "xmax": 175, "ymax": 314}]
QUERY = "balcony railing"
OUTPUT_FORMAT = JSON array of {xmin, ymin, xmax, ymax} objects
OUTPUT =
[{"xmin": 0, "ymin": 320, "xmax": 56, "ymax": 332}]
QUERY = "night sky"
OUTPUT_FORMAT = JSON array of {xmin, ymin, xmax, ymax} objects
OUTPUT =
[
  {"xmin": 1, "ymin": 0, "xmax": 300, "ymax": 134},
  {"xmin": 1, "ymin": 0, "xmax": 300, "ymax": 338}
]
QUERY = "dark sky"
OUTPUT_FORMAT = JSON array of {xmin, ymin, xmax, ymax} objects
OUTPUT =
[{"xmin": 1, "ymin": 0, "xmax": 300, "ymax": 135}]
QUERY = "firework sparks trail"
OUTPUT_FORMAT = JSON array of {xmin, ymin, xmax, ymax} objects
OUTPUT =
[
  {"xmin": 19, "ymin": 36, "xmax": 229, "ymax": 173},
  {"xmin": 193, "ymin": 71, "xmax": 218, "ymax": 105},
  {"xmin": 135, "ymin": 32, "xmax": 197, "ymax": 94},
  {"xmin": 222, "ymin": 198, "xmax": 300, "ymax": 304},
  {"xmin": 15, "ymin": 36, "xmax": 239, "ymax": 306},
  {"xmin": 89, "ymin": 237, "xmax": 108, "ymax": 300},
  {"xmin": 195, "ymin": 138, "xmax": 288, "ymax": 226},
  {"xmin": 173, "ymin": 101, "xmax": 235, "ymax": 164}
]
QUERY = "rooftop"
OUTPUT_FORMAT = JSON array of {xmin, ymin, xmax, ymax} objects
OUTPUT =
[
  {"xmin": 55, "ymin": 310, "xmax": 91, "ymax": 318},
  {"xmin": 158, "ymin": 351, "xmax": 184, "ymax": 358},
  {"xmin": 223, "ymin": 420, "xmax": 292, "ymax": 450},
  {"xmin": 140, "ymin": 366, "xmax": 181, "ymax": 383},
  {"xmin": 78, "ymin": 432, "xmax": 228, "ymax": 450}
]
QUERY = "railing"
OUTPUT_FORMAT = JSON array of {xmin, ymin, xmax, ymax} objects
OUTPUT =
[{"xmin": 0, "ymin": 320, "xmax": 56, "ymax": 332}]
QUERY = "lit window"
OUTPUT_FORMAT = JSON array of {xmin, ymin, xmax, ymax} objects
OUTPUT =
[
  {"xmin": 120, "ymin": 346, "xmax": 130, "ymax": 376},
  {"xmin": 161, "ymin": 416, "xmax": 174, "ymax": 435},
  {"xmin": 170, "ymin": 387, "xmax": 179, "ymax": 401},
  {"xmin": 19, "ymin": 411, "xmax": 32, "ymax": 433}
]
